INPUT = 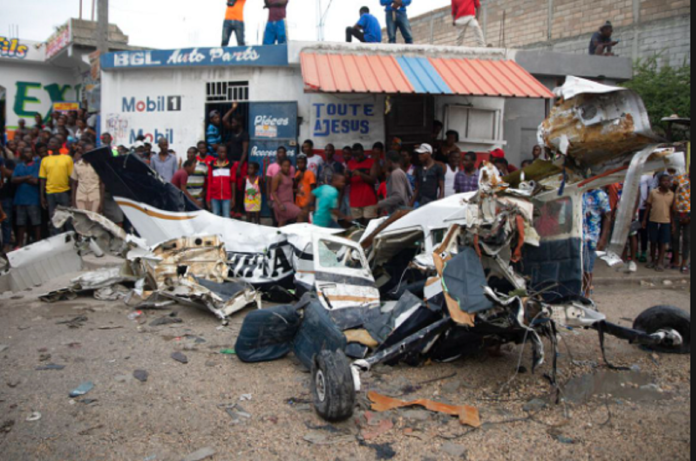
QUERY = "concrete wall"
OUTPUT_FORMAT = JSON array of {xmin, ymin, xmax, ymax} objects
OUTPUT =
[
  {"xmin": 101, "ymin": 66, "xmax": 308, "ymax": 157},
  {"xmin": 405, "ymin": 0, "xmax": 690, "ymax": 67}
]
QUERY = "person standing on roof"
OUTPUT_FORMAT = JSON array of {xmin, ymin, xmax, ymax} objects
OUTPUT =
[
  {"xmin": 589, "ymin": 21, "xmax": 619, "ymax": 56},
  {"xmin": 451, "ymin": 0, "xmax": 485, "ymax": 47},
  {"xmin": 263, "ymin": 0, "xmax": 289, "ymax": 45},
  {"xmin": 381, "ymin": 0, "xmax": 414, "ymax": 44},
  {"xmin": 222, "ymin": 0, "xmax": 247, "ymax": 47},
  {"xmin": 346, "ymin": 7, "xmax": 383, "ymax": 43}
]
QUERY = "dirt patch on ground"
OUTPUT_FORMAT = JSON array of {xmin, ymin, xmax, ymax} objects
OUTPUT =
[{"xmin": 0, "ymin": 272, "xmax": 691, "ymax": 461}]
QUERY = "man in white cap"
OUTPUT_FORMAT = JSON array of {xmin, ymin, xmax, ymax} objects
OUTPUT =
[{"xmin": 411, "ymin": 143, "xmax": 444, "ymax": 208}]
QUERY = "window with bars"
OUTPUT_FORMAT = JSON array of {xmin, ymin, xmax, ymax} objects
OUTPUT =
[{"xmin": 205, "ymin": 81, "xmax": 249, "ymax": 103}]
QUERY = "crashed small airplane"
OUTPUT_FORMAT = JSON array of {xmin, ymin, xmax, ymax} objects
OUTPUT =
[{"xmin": 0, "ymin": 77, "xmax": 689, "ymax": 424}]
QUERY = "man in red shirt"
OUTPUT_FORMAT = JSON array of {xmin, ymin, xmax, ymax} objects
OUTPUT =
[
  {"xmin": 206, "ymin": 145, "xmax": 236, "ymax": 218},
  {"xmin": 452, "ymin": 0, "xmax": 485, "ymax": 47},
  {"xmin": 346, "ymin": 143, "xmax": 378, "ymax": 225}
]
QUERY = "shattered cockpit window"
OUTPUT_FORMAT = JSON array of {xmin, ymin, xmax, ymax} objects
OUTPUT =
[
  {"xmin": 534, "ymin": 197, "xmax": 574, "ymax": 239},
  {"xmin": 318, "ymin": 240, "xmax": 365, "ymax": 270}
]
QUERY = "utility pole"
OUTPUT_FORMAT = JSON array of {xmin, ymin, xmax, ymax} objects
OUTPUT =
[
  {"xmin": 316, "ymin": 0, "xmax": 323, "ymax": 41},
  {"xmin": 97, "ymin": 0, "xmax": 109, "ymax": 54}
]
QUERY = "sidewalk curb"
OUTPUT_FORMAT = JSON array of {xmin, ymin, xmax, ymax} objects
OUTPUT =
[{"xmin": 594, "ymin": 275, "xmax": 691, "ymax": 287}]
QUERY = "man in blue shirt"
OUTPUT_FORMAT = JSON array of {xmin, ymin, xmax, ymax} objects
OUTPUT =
[
  {"xmin": 346, "ymin": 7, "xmax": 382, "ymax": 43},
  {"xmin": 12, "ymin": 148, "xmax": 42, "ymax": 248},
  {"xmin": 381, "ymin": 0, "xmax": 413, "ymax": 44}
]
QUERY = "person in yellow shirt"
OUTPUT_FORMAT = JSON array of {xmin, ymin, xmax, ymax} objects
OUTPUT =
[
  {"xmin": 222, "ymin": 0, "xmax": 248, "ymax": 46},
  {"xmin": 39, "ymin": 137, "xmax": 74, "ymax": 235}
]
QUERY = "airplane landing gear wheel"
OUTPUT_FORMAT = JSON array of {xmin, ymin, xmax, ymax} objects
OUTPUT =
[
  {"xmin": 311, "ymin": 350, "xmax": 356, "ymax": 422},
  {"xmin": 633, "ymin": 305, "xmax": 691, "ymax": 354}
]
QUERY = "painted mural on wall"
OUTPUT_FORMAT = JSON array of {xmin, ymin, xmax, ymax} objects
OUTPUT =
[
  {"xmin": 309, "ymin": 94, "xmax": 385, "ymax": 149},
  {"xmin": 13, "ymin": 81, "xmax": 80, "ymax": 122}
]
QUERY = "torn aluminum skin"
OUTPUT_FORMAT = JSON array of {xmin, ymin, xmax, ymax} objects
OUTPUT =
[
  {"xmin": 129, "ymin": 236, "xmax": 260, "ymax": 322},
  {"xmin": 52, "ymin": 207, "xmax": 145, "ymax": 257},
  {"xmin": 40, "ymin": 265, "xmax": 140, "ymax": 303},
  {"xmin": 539, "ymin": 76, "xmax": 656, "ymax": 169},
  {"xmin": 0, "ymin": 233, "xmax": 83, "ymax": 294}
]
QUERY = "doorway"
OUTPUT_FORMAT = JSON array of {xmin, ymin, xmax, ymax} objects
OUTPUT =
[
  {"xmin": 385, "ymin": 94, "xmax": 435, "ymax": 154},
  {"xmin": 204, "ymin": 81, "xmax": 250, "ymax": 153}
]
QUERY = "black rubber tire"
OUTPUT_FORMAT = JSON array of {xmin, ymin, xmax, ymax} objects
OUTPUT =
[
  {"xmin": 633, "ymin": 305, "xmax": 691, "ymax": 354},
  {"xmin": 311, "ymin": 350, "xmax": 356, "ymax": 422}
]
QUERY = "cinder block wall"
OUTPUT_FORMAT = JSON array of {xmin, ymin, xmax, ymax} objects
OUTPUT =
[{"xmin": 399, "ymin": 0, "xmax": 690, "ymax": 67}]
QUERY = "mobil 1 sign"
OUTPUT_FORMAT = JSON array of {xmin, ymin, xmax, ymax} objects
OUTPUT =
[
  {"xmin": 104, "ymin": 92, "xmax": 192, "ymax": 154},
  {"xmin": 310, "ymin": 94, "xmax": 385, "ymax": 148}
]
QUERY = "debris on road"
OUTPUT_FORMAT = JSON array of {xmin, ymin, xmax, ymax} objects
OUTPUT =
[
  {"xmin": 303, "ymin": 431, "xmax": 355, "ymax": 445},
  {"xmin": 360, "ymin": 418, "xmax": 394, "ymax": 441},
  {"xmin": 149, "ymin": 316, "xmax": 183, "ymax": 327},
  {"xmin": 1, "ymin": 420, "xmax": 15, "ymax": 434},
  {"xmin": 26, "ymin": 412, "xmax": 42, "ymax": 422},
  {"xmin": 55, "ymin": 315, "xmax": 88, "ymax": 329},
  {"xmin": 0, "ymin": 233, "xmax": 83, "ymax": 294},
  {"xmin": 219, "ymin": 403, "xmax": 251, "ymax": 424},
  {"xmin": 180, "ymin": 446, "xmax": 216, "ymax": 461},
  {"xmin": 69, "ymin": 382, "xmax": 94, "ymax": 398},
  {"xmin": 133, "ymin": 370, "xmax": 149, "ymax": 383},
  {"xmin": 0, "ymin": 345, "xmax": 8, "ymax": 353},
  {"xmin": 171, "ymin": 352, "xmax": 189, "ymax": 364},
  {"xmin": 35, "ymin": 364, "xmax": 66, "ymax": 371},
  {"xmin": 359, "ymin": 441, "xmax": 397, "ymax": 460},
  {"xmin": 441, "ymin": 442, "xmax": 468, "ymax": 458},
  {"xmin": 368, "ymin": 392, "xmax": 481, "ymax": 428}
]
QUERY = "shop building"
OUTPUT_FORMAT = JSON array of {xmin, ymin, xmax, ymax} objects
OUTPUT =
[{"xmin": 100, "ymin": 41, "xmax": 633, "ymax": 166}]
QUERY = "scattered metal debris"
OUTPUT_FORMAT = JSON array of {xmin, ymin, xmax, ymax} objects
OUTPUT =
[
  {"xmin": 171, "ymin": 352, "xmax": 189, "ymax": 364},
  {"xmin": 368, "ymin": 392, "xmax": 481, "ymax": 428},
  {"xmin": 69, "ymin": 382, "xmax": 94, "ymax": 398},
  {"xmin": 25, "ymin": 412, "xmax": 42, "ymax": 422},
  {"xmin": 35, "ymin": 364, "xmax": 66, "ymax": 371},
  {"xmin": 180, "ymin": 447, "xmax": 216, "ymax": 461}
]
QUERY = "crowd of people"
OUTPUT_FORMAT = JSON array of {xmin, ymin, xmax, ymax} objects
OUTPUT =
[
  {"xmin": 1, "ymin": 107, "xmax": 689, "ymax": 292},
  {"xmin": 221, "ymin": 0, "xmax": 488, "ymax": 47},
  {"xmin": 0, "ymin": 109, "xmax": 130, "ymax": 252},
  {"xmin": 581, "ymin": 162, "xmax": 691, "ymax": 297}
]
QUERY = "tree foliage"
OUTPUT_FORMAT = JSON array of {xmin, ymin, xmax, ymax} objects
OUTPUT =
[{"xmin": 622, "ymin": 56, "xmax": 691, "ymax": 139}]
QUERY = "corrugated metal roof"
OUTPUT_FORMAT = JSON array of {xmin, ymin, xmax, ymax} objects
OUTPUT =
[{"xmin": 301, "ymin": 52, "xmax": 554, "ymax": 99}]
